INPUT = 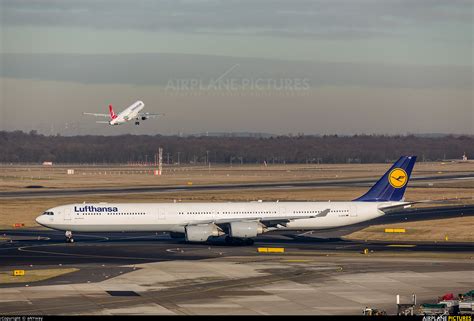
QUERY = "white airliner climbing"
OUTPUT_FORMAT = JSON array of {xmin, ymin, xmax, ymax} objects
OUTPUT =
[
  {"xmin": 36, "ymin": 156, "xmax": 417, "ymax": 245},
  {"xmin": 83, "ymin": 100, "xmax": 162, "ymax": 126}
]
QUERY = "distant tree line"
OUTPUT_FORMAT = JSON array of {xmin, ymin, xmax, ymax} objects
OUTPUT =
[{"xmin": 0, "ymin": 130, "xmax": 472, "ymax": 164}]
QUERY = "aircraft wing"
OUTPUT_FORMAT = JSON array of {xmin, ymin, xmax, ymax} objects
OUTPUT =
[
  {"xmin": 259, "ymin": 209, "xmax": 331, "ymax": 227},
  {"xmin": 83, "ymin": 112, "xmax": 109, "ymax": 117},
  {"xmin": 137, "ymin": 112, "xmax": 164, "ymax": 119},
  {"xmin": 192, "ymin": 209, "xmax": 331, "ymax": 228}
]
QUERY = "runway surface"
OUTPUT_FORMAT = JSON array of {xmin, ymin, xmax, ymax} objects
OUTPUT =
[
  {"xmin": 2, "ymin": 172, "xmax": 473, "ymax": 198},
  {"xmin": 1, "ymin": 230, "xmax": 473, "ymax": 267}
]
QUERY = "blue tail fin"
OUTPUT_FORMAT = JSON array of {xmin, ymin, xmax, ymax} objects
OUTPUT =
[{"xmin": 354, "ymin": 156, "xmax": 417, "ymax": 202}]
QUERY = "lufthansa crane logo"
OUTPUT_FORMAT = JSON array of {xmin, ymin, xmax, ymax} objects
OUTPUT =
[{"xmin": 389, "ymin": 168, "xmax": 408, "ymax": 188}]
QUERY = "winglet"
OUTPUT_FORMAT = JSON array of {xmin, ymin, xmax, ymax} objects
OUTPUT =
[{"xmin": 109, "ymin": 105, "xmax": 117, "ymax": 120}]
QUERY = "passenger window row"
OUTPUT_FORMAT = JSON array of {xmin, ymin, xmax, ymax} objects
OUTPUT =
[
  {"xmin": 178, "ymin": 211, "xmax": 278, "ymax": 215},
  {"xmin": 78, "ymin": 213, "xmax": 146, "ymax": 215}
]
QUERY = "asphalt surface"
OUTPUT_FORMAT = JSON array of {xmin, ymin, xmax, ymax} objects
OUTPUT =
[
  {"xmin": 2, "ymin": 247, "xmax": 472, "ymax": 315},
  {"xmin": 1, "ymin": 231, "xmax": 472, "ymax": 271},
  {"xmin": 1, "ymin": 172, "xmax": 473, "ymax": 198}
]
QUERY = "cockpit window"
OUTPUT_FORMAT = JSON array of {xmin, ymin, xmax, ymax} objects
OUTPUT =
[{"xmin": 43, "ymin": 212, "xmax": 54, "ymax": 216}]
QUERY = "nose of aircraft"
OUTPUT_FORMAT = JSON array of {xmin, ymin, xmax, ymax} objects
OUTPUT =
[{"xmin": 35, "ymin": 215, "xmax": 46, "ymax": 226}]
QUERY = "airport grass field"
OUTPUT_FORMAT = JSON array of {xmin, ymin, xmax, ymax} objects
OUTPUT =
[
  {"xmin": 1, "ymin": 162, "xmax": 473, "ymax": 242},
  {"xmin": 1, "ymin": 161, "xmax": 473, "ymax": 191}
]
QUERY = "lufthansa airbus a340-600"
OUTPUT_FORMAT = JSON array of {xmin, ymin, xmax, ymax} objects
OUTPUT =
[
  {"xmin": 83, "ymin": 100, "xmax": 163, "ymax": 126},
  {"xmin": 36, "ymin": 156, "xmax": 417, "ymax": 245}
]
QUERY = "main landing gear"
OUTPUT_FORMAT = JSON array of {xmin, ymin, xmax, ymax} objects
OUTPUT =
[
  {"xmin": 225, "ymin": 236, "xmax": 254, "ymax": 246},
  {"xmin": 135, "ymin": 121, "xmax": 140, "ymax": 125},
  {"xmin": 65, "ymin": 230, "xmax": 74, "ymax": 243}
]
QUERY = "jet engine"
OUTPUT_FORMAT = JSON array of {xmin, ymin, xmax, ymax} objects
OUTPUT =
[
  {"xmin": 185, "ymin": 224, "xmax": 223, "ymax": 242},
  {"xmin": 228, "ymin": 221, "xmax": 266, "ymax": 238},
  {"xmin": 141, "ymin": 116, "xmax": 147, "ymax": 120}
]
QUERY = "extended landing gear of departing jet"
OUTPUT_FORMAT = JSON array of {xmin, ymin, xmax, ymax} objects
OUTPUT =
[
  {"xmin": 135, "ymin": 121, "xmax": 140, "ymax": 125},
  {"xmin": 225, "ymin": 236, "xmax": 254, "ymax": 246},
  {"xmin": 65, "ymin": 230, "xmax": 74, "ymax": 243}
]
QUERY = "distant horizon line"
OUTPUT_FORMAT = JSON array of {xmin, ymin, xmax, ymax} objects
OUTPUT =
[{"xmin": 2, "ymin": 130, "xmax": 472, "ymax": 138}]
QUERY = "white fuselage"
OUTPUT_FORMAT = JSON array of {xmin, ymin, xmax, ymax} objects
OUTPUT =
[
  {"xmin": 110, "ymin": 101, "xmax": 144, "ymax": 125},
  {"xmin": 36, "ymin": 201, "xmax": 389, "ymax": 233}
]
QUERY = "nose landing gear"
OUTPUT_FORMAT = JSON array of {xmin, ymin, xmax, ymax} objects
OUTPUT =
[{"xmin": 65, "ymin": 231, "xmax": 74, "ymax": 243}]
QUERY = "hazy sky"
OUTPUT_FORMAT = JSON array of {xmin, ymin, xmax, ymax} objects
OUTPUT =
[{"xmin": 0, "ymin": 0, "xmax": 472, "ymax": 135}]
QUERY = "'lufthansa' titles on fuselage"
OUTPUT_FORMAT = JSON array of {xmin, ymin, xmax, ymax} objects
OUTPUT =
[{"xmin": 74, "ymin": 206, "xmax": 118, "ymax": 212}]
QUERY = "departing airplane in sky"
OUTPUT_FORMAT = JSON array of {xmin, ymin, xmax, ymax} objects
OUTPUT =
[
  {"xmin": 83, "ymin": 100, "xmax": 162, "ymax": 125},
  {"xmin": 36, "ymin": 156, "xmax": 417, "ymax": 245}
]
